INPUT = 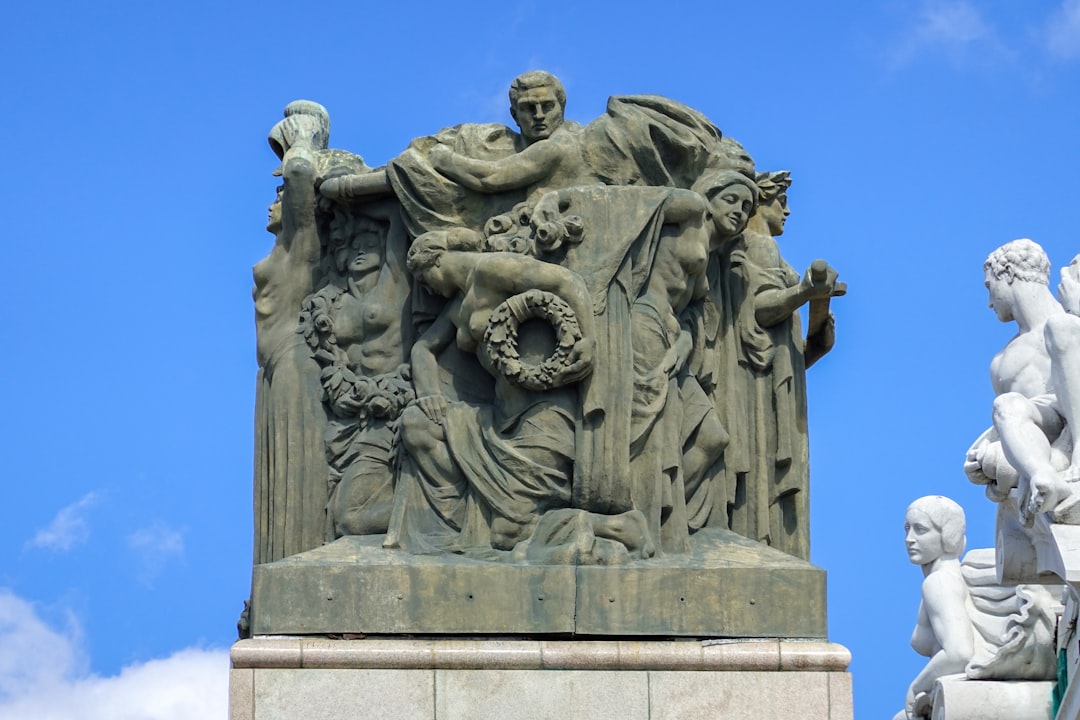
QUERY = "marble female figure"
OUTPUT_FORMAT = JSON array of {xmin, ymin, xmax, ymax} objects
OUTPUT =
[{"xmin": 895, "ymin": 496, "xmax": 975, "ymax": 720}]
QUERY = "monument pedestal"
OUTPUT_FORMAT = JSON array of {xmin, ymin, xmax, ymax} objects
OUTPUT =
[
  {"xmin": 250, "ymin": 529, "xmax": 827, "ymax": 638},
  {"xmin": 230, "ymin": 637, "xmax": 852, "ymax": 720}
]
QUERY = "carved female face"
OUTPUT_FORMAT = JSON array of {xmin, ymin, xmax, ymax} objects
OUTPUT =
[
  {"xmin": 266, "ymin": 187, "xmax": 284, "ymax": 234},
  {"xmin": 708, "ymin": 183, "xmax": 754, "ymax": 237},
  {"xmin": 417, "ymin": 262, "xmax": 458, "ymax": 299},
  {"xmin": 761, "ymin": 194, "xmax": 790, "ymax": 237},
  {"xmin": 347, "ymin": 229, "xmax": 385, "ymax": 277},
  {"xmin": 904, "ymin": 508, "xmax": 944, "ymax": 566}
]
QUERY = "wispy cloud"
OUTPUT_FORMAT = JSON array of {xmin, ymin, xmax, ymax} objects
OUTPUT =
[
  {"xmin": 127, "ymin": 523, "xmax": 185, "ymax": 585},
  {"xmin": 1045, "ymin": 0, "xmax": 1080, "ymax": 59},
  {"xmin": 0, "ymin": 589, "xmax": 226, "ymax": 720},
  {"xmin": 27, "ymin": 493, "xmax": 97, "ymax": 552},
  {"xmin": 888, "ymin": 1, "xmax": 1006, "ymax": 68}
]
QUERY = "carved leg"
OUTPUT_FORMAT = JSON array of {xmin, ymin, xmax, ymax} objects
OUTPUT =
[
  {"xmin": 993, "ymin": 392, "xmax": 1066, "ymax": 516},
  {"xmin": 588, "ymin": 510, "xmax": 656, "ymax": 559},
  {"xmin": 399, "ymin": 404, "xmax": 459, "ymax": 484}
]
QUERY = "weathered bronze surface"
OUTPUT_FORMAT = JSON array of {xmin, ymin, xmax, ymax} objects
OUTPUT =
[
  {"xmin": 247, "ymin": 72, "xmax": 842, "ymax": 637},
  {"xmin": 251, "ymin": 530, "xmax": 826, "ymax": 637}
]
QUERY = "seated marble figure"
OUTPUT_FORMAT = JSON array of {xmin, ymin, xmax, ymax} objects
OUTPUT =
[
  {"xmin": 966, "ymin": 239, "xmax": 1080, "ymax": 523},
  {"xmin": 895, "ymin": 496, "xmax": 1058, "ymax": 720}
]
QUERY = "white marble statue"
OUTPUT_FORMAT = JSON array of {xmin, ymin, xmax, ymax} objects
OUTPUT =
[
  {"xmin": 895, "ymin": 496, "xmax": 975, "ymax": 720},
  {"xmin": 895, "ymin": 496, "xmax": 1058, "ymax": 720},
  {"xmin": 965, "ymin": 239, "xmax": 1080, "ymax": 523}
]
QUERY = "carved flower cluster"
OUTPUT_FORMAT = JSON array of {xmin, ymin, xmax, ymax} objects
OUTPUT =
[
  {"xmin": 483, "ymin": 200, "xmax": 583, "ymax": 255},
  {"xmin": 321, "ymin": 363, "xmax": 414, "ymax": 424},
  {"xmin": 484, "ymin": 289, "xmax": 584, "ymax": 392}
]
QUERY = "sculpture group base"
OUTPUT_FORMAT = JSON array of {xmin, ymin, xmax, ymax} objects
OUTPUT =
[
  {"xmin": 229, "ymin": 637, "xmax": 852, "ymax": 720},
  {"xmin": 925, "ymin": 674, "xmax": 1054, "ymax": 720},
  {"xmin": 249, "ymin": 528, "xmax": 827, "ymax": 637}
]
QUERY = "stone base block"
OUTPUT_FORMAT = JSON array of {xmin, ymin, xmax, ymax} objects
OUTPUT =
[
  {"xmin": 929, "ymin": 674, "xmax": 1054, "ymax": 720},
  {"xmin": 250, "ymin": 528, "xmax": 827, "ymax": 637},
  {"xmin": 230, "ymin": 637, "xmax": 852, "ymax": 720}
]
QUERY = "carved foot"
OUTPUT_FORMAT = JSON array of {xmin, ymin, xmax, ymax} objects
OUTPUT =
[
  {"xmin": 617, "ymin": 509, "xmax": 656, "ymax": 561},
  {"xmin": 1028, "ymin": 469, "xmax": 1076, "ymax": 520},
  {"xmin": 593, "ymin": 509, "xmax": 656, "ymax": 560}
]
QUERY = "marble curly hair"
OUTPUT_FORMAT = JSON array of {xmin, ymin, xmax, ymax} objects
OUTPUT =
[{"xmin": 985, "ymin": 239, "xmax": 1050, "ymax": 285}]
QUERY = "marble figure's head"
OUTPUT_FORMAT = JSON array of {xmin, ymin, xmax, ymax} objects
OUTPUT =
[{"xmin": 904, "ymin": 495, "xmax": 966, "ymax": 566}]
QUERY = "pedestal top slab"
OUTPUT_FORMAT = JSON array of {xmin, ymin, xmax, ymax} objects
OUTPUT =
[{"xmin": 250, "ymin": 528, "xmax": 827, "ymax": 638}]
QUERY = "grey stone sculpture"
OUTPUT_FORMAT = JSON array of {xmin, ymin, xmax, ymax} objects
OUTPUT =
[
  {"xmin": 895, "ymin": 496, "xmax": 1058, "ymax": 720},
  {"xmin": 247, "ymin": 73, "xmax": 845, "ymax": 635}
]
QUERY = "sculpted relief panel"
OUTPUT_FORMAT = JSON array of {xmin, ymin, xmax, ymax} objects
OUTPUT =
[{"xmin": 250, "ymin": 72, "xmax": 844, "ymax": 570}]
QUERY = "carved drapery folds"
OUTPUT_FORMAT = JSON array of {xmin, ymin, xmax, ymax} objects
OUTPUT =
[{"xmin": 251, "ymin": 73, "xmax": 843, "ymax": 566}]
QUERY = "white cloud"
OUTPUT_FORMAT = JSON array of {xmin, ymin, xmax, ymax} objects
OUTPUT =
[
  {"xmin": 0, "ymin": 590, "xmax": 227, "ymax": 720},
  {"xmin": 27, "ymin": 492, "xmax": 98, "ymax": 552},
  {"xmin": 1045, "ymin": 0, "xmax": 1080, "ymax": 59},
  {"xmin": 127, "ymin": 523, "xmax": 186, "ymax": 585},
  {"xmin": 913, "ymin": 1, "xmax": 992, "ymax": 46},
  {"xmin": 888, "ymin": 0, "xmax": 1005, "ymax": 68}
]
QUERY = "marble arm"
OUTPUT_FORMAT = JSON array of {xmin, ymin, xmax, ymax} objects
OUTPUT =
[{"xmin": 907, "ymin": 573, "xmax": 974, "ymax": 701}]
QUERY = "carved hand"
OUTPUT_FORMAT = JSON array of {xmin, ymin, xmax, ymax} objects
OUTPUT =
[
  {"xmin": 799, "ymin": 262, "xmax": 843, "ymax": 301},
  {"xmin": 417, "ymin": 394, "xmax": 448, "ymax": 425},
  {"xmin": 554, "ymin": 337, "xmax": 595, "ymax": 386},
  {"xmin": 963, "ymin": 442, "xmax": 992, "ymax": 485},
  {"xmin": 279, "ymin": 113, "xmax": 324, "ymax": 151},
  {"xmin": 660, "ymin": 332, "xmax": 692, "ymax": 378},
  {"xmin": 1060, "ymin": 257, "xmax": 1080, "ymax": 315}
]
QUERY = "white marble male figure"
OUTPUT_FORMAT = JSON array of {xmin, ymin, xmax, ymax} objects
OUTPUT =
[{"xmin": 965, "ymin": 239, "xmax": 1080, "ymax": 521}]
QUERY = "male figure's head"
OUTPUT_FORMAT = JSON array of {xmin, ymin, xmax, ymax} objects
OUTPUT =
[
  {"xmin": 509, "ymin": 71, "xmax": 566, "ymax": 143},
  {"xmin": 984, "ymin": 239, "xmax": 1050, "ymax": 323}
]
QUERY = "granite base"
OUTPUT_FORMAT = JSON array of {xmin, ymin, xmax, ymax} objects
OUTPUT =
[{"xmin": 230, "ymin": 637, "xmax": 853, "ymax": 720}]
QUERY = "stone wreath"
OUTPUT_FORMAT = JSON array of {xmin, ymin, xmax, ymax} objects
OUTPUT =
[{"xmin": 484, "ymin": 289, "xmax": 585, "ymax": 391}]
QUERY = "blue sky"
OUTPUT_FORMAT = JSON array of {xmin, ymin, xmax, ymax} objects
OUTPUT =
[{"xmin": 2, "ymin": 1, "xmax": 1079, "ymax": 717}]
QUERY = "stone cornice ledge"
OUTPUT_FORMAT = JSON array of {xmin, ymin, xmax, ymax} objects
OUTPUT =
[{"xmin": 231, "ymin": 637, "xmax": 851, "ymax": 672}]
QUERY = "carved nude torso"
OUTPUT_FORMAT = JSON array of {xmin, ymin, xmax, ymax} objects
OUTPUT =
[{"xmin": 990, "ymin": 329, "xmax": 1053, "ymax": 398}]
